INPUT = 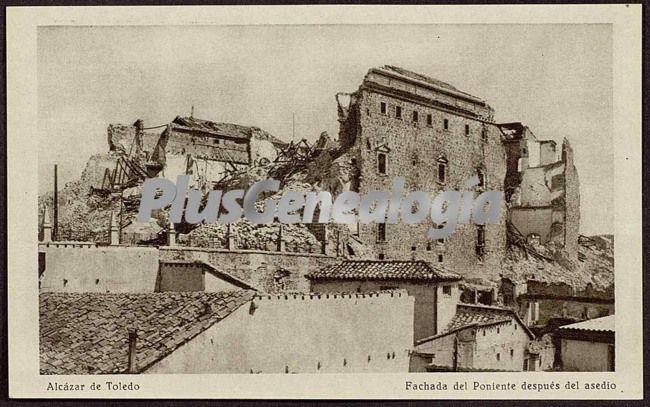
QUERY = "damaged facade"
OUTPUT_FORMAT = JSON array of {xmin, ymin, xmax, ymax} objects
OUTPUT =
[
  {"xmin": 335, "ymin": 66, "xmax": 508, "ymax": 282},
  {"xmin": 501, "ymin": 122, "xmax": 580, "ymax": 257}
]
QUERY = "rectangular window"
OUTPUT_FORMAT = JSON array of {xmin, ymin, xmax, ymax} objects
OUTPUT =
[
  {"xmin": 481, "ymin": 126, "xmax": 488, "ymax": 141},
  {"xmin": 442, "ymin": 285, "xmax": 451, "ymax": 295},
  {"xmin": 377, "ymin": 153, "xmax": 387, "ymax": 175},
  {"xmin": 427, "ymin": 114, "xmax": 433, "ymax": 126},
  {"xmin": 377, "ymin": 223, "xmax": 386, "ymax": 243},
  {"xmin": 438, "ymin": 254, "xmax": 443, "ymax": 262},
  {"xmin": 213, "ymin": 138, "xmax": 221, "ymax": 144},
  {"xmin": 380, "ymin": 102, "xmax": 386, "ymax": 114},
  {"xmin": 438, "ymin": 163, "xmax": 446, "ymax": 183},
  {"xmin": 412, "ymin": 111, "xmax": 418, "ymax": 122},
  {"xmin": 395, "ymin": 106, "xmax": 402, "ymax": 119},
  {"xmin": 476, "ymin": 225, "xmax": 486, "ymax": 257},
  {"xmin": 443, "ymin": 118, "xmax": 449, "ymax": 130},
  {"xmin": 496, "ymin": 353, "xmax": 500, "ymax": 361},
  {"xmin": 465, "ymin": 124, "xmax": 470, "ymax": 135}
]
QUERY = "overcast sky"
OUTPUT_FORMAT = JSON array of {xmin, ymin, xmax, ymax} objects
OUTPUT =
[{"xmin": 38, "ymin": 24, "xmax": 612, "ymax": 235}]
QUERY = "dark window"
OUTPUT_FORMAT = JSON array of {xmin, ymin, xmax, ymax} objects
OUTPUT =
[
  {"xmin": 442, "ymin": 285, "xmax": 451, "ymax": 295},
  {"xmin": 412, "ymin": 111, "xmax": 418, "ymax": 122},
  {"xmin": 366, "ymin": 108, "xmax": 370, "ymax": 116},
  {"xmin": 395, "ymin": 106, "xmax": 402, "ymax": 119},
  {"xmin": 443, "ymin": 118, "xmax": 449, "ymax": 130},
  {"xmin": 411, "ymin": 246, "xmax": 416, "ymax": 251},
  {"xmin": 522, "ymin": 147, "xmax": 527, "ymax": 155},
  {"xmin": 497, "ymin": 327, "xmax": 500, "ymax": 334},
  {"xmin": 380, "ymin": 102, "xmax": 386, "ymax": 114},
  {"xmin": 427, "ymin": 114, "xmax": 433, "ymax": 126},
  {"xmin": 438, "ymin": 254, "xmax": 443, "ymax": 263},
  {"xmin": 476, "ymin": 225, "xmax": 486, "ymax": 257},
  {"xmin": 213, "ymin": 138, "xmax": 220, "ymax": 144},
  {"xmin": 465, "ymin": 124, "xmax": 470, "ymax": 135},
  {"xmin": 477, "ymin": 169, "xmax": 485, "ymax": 188},
  {"xmin": 496, "ymin": 353, "xmax": 500, "ymax": 361},
  {"xmin": 378, "ymin": 253, "xmax": 385, "ymax": 260},
  {"xmin": 482, "ymin": 126, "xmax": 488, "ymax": 141},
  {"xmin": 483, "ymin": 330, "xmax": 486, "ymax": 336},
  {"xmin": 377, "ymin": 153, "xmax": 387, "ymax": 175},
  {"xmin": 510, "ymin": 349, "xmax": 514, "ymax": 357},
  {"xmin": 438, "ymin": 162, "xmax": 446, "ymax": 183},
  {"xmin": 426, "ymin": 242, "xmax": 432, "ymax": 251},
  {"xmin": 377, "ymin": 223, "xmax": 386, "ymax": 243}
]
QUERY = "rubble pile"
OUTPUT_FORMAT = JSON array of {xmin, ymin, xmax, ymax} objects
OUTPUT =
[
  {"xmin": 502, "ymin": 234, "xmax": 614, "ymax": 291},
  {"xmin": 179, "ymin": 220, "xmax": 323, "ymax": 253}
]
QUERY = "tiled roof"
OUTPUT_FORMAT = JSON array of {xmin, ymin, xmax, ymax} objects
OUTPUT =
[
  {"xmin": 40, "ymin": 291, "xmax": 254, "ymax": 374},
  {"xmin": 306, "ymin": 260, "xmax": 462, "ymax": 282},
  {"xmin": 558, "ymin": 315, "xmax": 615, "ymax": 333},
  {"xmin": 445, "ymin": 303, "xmax": 514, "ymax": 331}
]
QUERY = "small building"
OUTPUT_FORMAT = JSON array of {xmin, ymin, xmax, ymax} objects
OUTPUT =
[
  {"xmin": 307, "ymin": 260, "xmax": 461, "ymax": 342},
  {"xmin": 556, "ymin": 315, "xmax": 615, "ymax": 371},
  {"xmin": 157, "ymin": 260, "xmax": 258, "ymax": 292},
  {"xmin": 412, "ymin": 303, "xmax": 550, "ymax": 372}
]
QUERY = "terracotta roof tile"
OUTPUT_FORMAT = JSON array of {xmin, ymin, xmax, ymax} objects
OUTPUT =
[
  {"xmin": 306, "ymin": 260, "xmax": 461, "ymax": 282},
  {"xmin": 40, "ymin": 291, "xmax": 254, "ymax": 375}
]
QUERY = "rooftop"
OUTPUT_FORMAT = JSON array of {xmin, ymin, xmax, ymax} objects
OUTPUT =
[
  {"xmin": 171, "ymin": 116, "xmax": 286, "ymax": 147},
  {"xmin": 306, "ymin": 260, "xmax": 462, "ymax": 283},
  {"xmin": 40, "ymin": 291, "xmax": 254, "ymax": 374},
  {"xmin": 558, "ymin": 315, "xmax": 615, "ymax": 333},
  {"xmin": 368, "ymin": 65, "xmax": 487, "ymax": 105}
]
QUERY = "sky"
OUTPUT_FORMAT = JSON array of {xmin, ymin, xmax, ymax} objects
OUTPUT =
[{"xmin": 38, "ymin": 24, "xmax": 613, "ymax": 235}]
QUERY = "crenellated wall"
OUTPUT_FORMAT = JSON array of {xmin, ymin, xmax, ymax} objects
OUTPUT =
[{"xmin": 145, "ymin": 290, "xmax": 415, "ymax": 373}]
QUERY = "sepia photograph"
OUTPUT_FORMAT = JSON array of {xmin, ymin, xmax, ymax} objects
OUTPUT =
[{"xmin": 6, "ymin": 5, "xmax": 642, "ymax": 400}]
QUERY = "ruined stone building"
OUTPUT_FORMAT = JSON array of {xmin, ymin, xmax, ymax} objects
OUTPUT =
[
  {"xmin": 108, "ymin": 115, "xmax": 285, "ymax": 191},
  {"xmin": 500, "ymin": 122, "xmax": 580, "ymax": 256},
  {"xmin": 336, "ymin": 66, "xmax": 508, "ymax": 281}
]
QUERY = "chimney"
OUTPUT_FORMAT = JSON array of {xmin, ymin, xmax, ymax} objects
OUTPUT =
[
  {"xmin": 167, "ymin": 222, "xmax": 176, "ymax": 246},
  {"xmin": 321, "ymin": 225, "xmax": 328, "ymax": 255},
  {"xmin": 127, "ymin": 329, "xmax": 138, "ymax": 373},
  {"xmin": 134, "ymin": 119, "xmax": 144, "ymax": 156},
  {"xmin": 226, "ymin": 223, "xmax": 235, "ymax": 250},
  {"xmin": 277, "ymin": 224, "xmax": 285, "ymax": 252},
  {"xmin": 110, "ymin": 212, "xmax": 120, "ymax": 245},
  {"xmin": 42, "ymin": 208, "xmax": 52, "ymax": 243}
]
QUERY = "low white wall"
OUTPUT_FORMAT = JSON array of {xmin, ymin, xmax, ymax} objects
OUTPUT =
[
  {"xmin": 146, "ymin": 291, "xmax": 415, "ymax": 373},
  {"xmin": 40, "ymin": 246, "xmax": 159, "ymax": 293}
]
